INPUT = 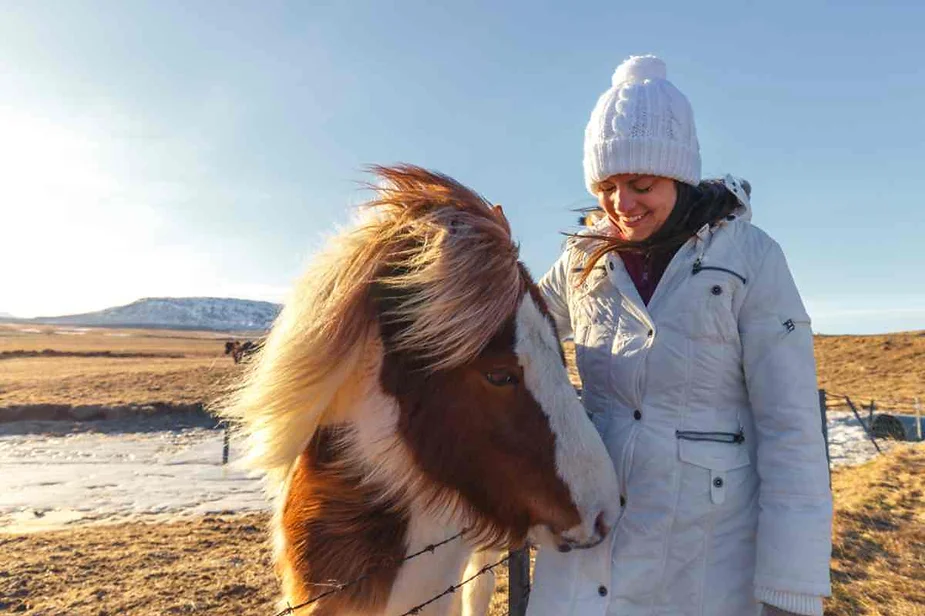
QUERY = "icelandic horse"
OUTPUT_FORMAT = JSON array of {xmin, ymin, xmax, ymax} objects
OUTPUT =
[
  {"xmin": 225, "ymin": 339, "xmax": 263, "ymax": 364},
  {"xmin": 220, "ymin": 166, "xmax": 619, "ymax": 615}
]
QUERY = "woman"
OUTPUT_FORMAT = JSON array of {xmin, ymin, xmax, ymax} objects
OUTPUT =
[{"xmin": 528, "ymin": 56, "xmax": 833, "ymax": 616}]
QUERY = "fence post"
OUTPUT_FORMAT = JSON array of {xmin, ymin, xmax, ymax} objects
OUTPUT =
[
  {"xmin": 222, "ymin": 424, "xmax": 230, "ymax": 465},
  {"xmin": 916, "ymin": 397, "xmax": 922, "ymax": 442},
  {"xmin": 868, "ymin": 400, "xmax": 875, "ymax": 428},
  {"xmin": 844, "ymin": 396, "xmax": 882, "ymax": 454},
  {"xmin": 819, "ymin": 389, "xmax": 831, "ymax": 483},
  {"xmin": 508, "ymin": 548, "xmax": 530, "ymax": 616}
]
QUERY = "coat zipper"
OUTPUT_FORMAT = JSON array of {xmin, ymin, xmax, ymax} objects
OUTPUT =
[
  {"xmin": 675, "ymin": 429, "xmax": 745, "ymax": 444},
  {"xmin": 691, "ymin": 258, "xmax": 747, "ymax": 285}
]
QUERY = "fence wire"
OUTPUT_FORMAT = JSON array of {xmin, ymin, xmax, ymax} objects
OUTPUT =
[
  {"xmin": 394, "ymin": 552, "xmax": 512, "ymax": 616},
  {"xmin": 273, "ymin": 529, "xmax": 471, "ymax": 616},
  {"xmin": 259, "ymin": 387, "xmax": 919, "ymax": 616}
]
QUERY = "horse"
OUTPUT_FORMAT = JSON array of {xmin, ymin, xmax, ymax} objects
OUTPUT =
[
  {"xmin": 224, "ymin": 339, "xmax": 262, "ymax": 364},
  {"xmin": 219, "ymin": 165, "xmax": 620, "ymax": 615}
]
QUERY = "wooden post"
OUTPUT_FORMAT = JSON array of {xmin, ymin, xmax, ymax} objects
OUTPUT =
[
  {"xmin": 844, "ymin": 396, "xmax": 882, "ymax": 454},
  {"xmin": 819, "ymin": 390, "xmax": 831, "ymax": 482},
  {"xmin": 868, "ymin": 400, "xmax": 875, "ymax": 428},
  {"xmin": 508, "ymin": 548, "xmax": 530, "ymax": 616},
  {"xmin": 222, "ymin": 425, "xmax": 230, "ymax": 465},
  {"xmin": 916, "ymin": 397, "xmax": 922, "ymax": 442}
]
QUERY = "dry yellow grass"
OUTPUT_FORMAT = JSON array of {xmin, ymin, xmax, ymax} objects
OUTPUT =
[
  {"xmin": 826, "ymin": 445, "xmax": 925, "ymax": 615},
  {"xmin": 814, "ymin": 332, "xmax": 925, "ymax": 410},
  {"xmin": 2, "ymin": 323, "xmax": 922, "ymax": 411},
  {"xmin": 0, "ymin": 324, "xmax": 241, "ymax": 407},
  {"xmin": 2, "ymin": 449, "xmax": 921, "ymax": 614},
  {"xmin": 0, "ymin": 323, "xmax": 922, "ymax": 613}
]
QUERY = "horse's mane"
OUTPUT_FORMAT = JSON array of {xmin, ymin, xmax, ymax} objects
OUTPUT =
[{"xmin": 218, "ymin": 165, "xmax": 523, "ymax": 488}]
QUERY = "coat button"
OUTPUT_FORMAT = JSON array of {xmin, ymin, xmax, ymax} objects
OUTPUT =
[
  {"xmin": 713, "ymin": 477, "xmax": 724, "ymax": 488},
  {"xmin": 633, "ymin": 410, "xmax": 642, "ymax": 420},
  {"xmin": 711, "ymin": 285, "xmax": 723, "ymax": 296},
  {"xmin": 598, "ymin": 585, "xmax": 608, "ymax": 597}
]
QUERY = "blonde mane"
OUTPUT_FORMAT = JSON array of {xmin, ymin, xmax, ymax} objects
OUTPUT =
[{"xmin": 218, "ymin": 165, "xmax": 523, "ymax": 488}]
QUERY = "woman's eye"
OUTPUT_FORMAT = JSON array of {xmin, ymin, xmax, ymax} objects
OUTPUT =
[
  {"xmin": 633, "ymin": 184, "xmax": 653, "ymax": 194},
  {"xmin": 485, "ymin": 370, "xmax": 519, "ymax": 387}
]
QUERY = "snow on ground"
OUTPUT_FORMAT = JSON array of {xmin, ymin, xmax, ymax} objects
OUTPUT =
[
  {"xmin": 0, "ymin": 412, "xmax": 919, "ymax": 533},
  {"xmin": 826, "ymin": 412, "xmax": 883, "ymax": 467},
  {"xmin": 0, "ymin": 417, "xmax": 268, "ymax": 533}
]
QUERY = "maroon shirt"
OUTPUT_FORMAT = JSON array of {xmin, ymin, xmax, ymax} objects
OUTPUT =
[{"xmin": 618, "ymin": 247, "xmax": 680, "ymax": 305}]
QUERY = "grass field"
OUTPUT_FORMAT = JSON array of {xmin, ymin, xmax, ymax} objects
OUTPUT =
[
  {"xmin": 0, "ymin": 322, "xmax": 923, "ymax": 615},
  {"xmin": 2, "ymin": 446, "xmax": 921, "ymax": 615},
  {"xmin": 0, "ymin": 324, "xmax": 239, "ymax": 408},
  {"xmin": 2, "ymin": 323, "xmax": 923, "ymax": 411}
]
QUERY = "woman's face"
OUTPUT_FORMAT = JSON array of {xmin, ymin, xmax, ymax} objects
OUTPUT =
[{"xmin": 595, "ymin": 174, "xmax": 677, "ymax": 241}]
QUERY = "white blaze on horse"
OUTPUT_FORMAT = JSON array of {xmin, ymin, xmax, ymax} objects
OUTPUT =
[{"xmin": 219, "ymin": 166, "xmax": 620, "ymax": 615}]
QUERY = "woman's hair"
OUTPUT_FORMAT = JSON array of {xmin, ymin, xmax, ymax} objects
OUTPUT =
[{"xmin": 573, "ymin": 178, "xmax": 750, "ymax": 284}]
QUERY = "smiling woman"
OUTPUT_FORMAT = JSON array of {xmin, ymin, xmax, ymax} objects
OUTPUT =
[
  {"xmin": 530, "ymin": 56, "xmax": 833, "ymax": 616},
  {"xmin": 593, "ymin": 175, "xmax": 677, "ymax": 241}
]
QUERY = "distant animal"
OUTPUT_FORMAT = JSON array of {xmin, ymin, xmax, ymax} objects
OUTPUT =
[
  {"xmin": 219, "ymin": 165, "xmax": 619, "ymax": 615},
  {"xmin": 224, "ymin": 340, "xmax": 262, "ymax": 364}
]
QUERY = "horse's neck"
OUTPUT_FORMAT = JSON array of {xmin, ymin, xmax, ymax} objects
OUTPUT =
[
  {"xmin": 382, "ymin": 504, "xmax": 473, "ymax": 616},
  {"xmin": 348, "ymin": 394, "xmax": 475, "ymax": 614},
  {"xmin": 278, "ymin": 390, "xmax": 477, "ymax": 615}
]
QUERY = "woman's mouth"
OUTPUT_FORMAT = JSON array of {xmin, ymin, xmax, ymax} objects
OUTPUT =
[{"xmin": 620, "ymin": 211, "xmax": 649, "ymax": 228}]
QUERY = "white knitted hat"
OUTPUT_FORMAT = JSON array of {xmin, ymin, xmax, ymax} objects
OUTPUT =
[{"xmin": 583, "ymin": 55, "xmax": 701, "ymax": 194}]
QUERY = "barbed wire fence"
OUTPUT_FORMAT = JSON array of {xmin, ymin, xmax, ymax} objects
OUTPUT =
[
  {"xmin": 818, "ymin": 388, "xmax": 924, "ymax": 478},
  {"xmin": 212, "ymin": 388, "xmax": 920, "ymax": 616},
  {"xmin": 262, "ymin": 525, "xmax": 520, "ymax": 616}
]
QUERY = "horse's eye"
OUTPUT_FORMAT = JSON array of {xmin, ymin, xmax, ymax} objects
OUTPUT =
[{"xmin": 485, "ymin": 370, "xmax": 519, "ymax": 387}]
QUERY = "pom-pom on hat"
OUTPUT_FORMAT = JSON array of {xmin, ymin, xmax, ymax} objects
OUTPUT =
[{"xmin": 583, "ymin": 55, "xmax": 701, "ymax": 194}]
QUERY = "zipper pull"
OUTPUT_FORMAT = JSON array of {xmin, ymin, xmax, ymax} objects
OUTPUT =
[{"xmin": 692, "ymin": 258, "xmax": 703, "ymax": 275}]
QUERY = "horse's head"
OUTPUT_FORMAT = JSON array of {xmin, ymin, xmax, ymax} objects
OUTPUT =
[
  {"xmin": 224, "ymin": 165, "xmax": 619, "ymax": 553},
  {"xmin": 359, "ymin": 166, "xmax": 619, "ymax": 550},
  {"xmin": 224, "ymin": 341, "xmax": 236, "ymax": 355}
]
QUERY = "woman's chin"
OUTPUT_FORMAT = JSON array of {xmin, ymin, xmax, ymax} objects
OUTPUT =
[{"xmin": 623, "ymin": 228, "xmax": 654, "ymax": 242}]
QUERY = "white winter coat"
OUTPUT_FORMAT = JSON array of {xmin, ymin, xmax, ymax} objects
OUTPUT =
[{"xmin": 529, "ymin": 193, "xmax": 833, "ymax": 616}]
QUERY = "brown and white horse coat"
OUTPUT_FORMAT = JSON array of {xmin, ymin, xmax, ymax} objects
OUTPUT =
[{"xmin": 221, "ymin": 166, "xmax": 619, "ymax": 615}]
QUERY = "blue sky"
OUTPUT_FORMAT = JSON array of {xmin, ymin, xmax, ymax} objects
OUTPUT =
[{"xmin": 1, "ymin": 1, "xmax": 923, "ymax": 334}]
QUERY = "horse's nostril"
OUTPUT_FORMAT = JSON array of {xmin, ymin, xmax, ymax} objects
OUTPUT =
[{"xmin": 595, "ymin": 511, "xmax": 611, "ymax": 538}]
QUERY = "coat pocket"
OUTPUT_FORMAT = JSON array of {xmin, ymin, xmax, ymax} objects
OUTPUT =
[
  {"xmin": 687, "ymin": 265, "xmax": 745, "ymax": 344},
  {"xmin": 678, "ymin": 438, "xmax": 751, "ymax": 505}
]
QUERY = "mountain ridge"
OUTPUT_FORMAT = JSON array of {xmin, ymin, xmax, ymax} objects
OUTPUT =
[{"xmin": 19, "ymin": 297, "xmax": 281, "ymax": 331}]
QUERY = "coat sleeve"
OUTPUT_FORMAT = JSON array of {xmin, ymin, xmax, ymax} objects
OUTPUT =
[
  {"xmin": 738, "ymin": 240, "xmax": 833, "ymax": 612},
  {"xmin": 538, "ymin": 249, "xmax": 574, "ymax": 341}
]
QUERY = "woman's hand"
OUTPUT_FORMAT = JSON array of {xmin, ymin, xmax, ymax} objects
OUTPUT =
[{"xmin": 762, "ymin": 604, "xmax": 803, "ymax": 616}]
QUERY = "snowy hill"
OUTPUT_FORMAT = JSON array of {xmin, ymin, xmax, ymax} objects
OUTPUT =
[{"xmin": 33, "ymin": 297, "xmax": 281, "ymax": 331}]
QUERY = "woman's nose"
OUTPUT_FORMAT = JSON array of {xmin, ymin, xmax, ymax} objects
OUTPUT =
[{"xmin": 613, "ymin": 189, "xmax": 635, "ymax": 213}]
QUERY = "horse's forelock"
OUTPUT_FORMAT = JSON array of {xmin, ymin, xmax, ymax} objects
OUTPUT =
[
  {"xmin": 217, "ymin": 165, "xmax": 523, "ymax": 486},
  {"xmin": 366, "ymin": 165, "xmax": 524, "ymax": 371}
]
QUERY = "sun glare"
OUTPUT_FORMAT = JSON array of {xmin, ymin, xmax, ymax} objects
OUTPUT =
[{"xmin": 0, "ymin": 109, "xmax": 168, "ymax": 317}]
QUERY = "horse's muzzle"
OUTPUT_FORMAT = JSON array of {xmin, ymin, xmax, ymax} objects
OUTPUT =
[{"xmin": 555, "ymin": 511, "xmax": 611, "ymax": 552}]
